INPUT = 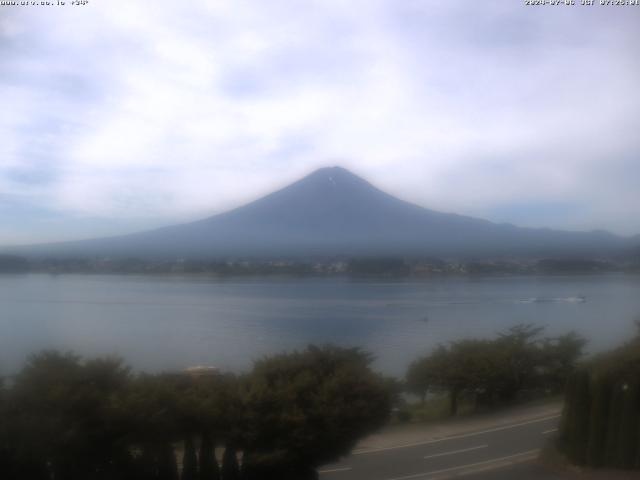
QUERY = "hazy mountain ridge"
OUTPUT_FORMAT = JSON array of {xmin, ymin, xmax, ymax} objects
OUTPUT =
[{"xmin": 4, "ymin": 167, "xmax": 636, "ymax": 259}]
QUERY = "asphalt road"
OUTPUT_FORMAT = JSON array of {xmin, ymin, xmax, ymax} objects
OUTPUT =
[
  {"xmin": 319, "ymin": 413, "xmax": 561, "ymax": 480},
  {"xmin": 459, "ymin": 461, "xmax": 566, "ymax": 480}
]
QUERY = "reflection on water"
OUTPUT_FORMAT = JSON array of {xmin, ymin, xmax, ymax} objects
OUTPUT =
[{"xmin": 1, "ymin": 273, "xmax": 639, "ymax": 376}]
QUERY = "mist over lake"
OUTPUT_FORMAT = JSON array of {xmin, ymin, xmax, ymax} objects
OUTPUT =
[{"xmin": 1, "ymin": 273, "xmax": 639, "ymax": 377}]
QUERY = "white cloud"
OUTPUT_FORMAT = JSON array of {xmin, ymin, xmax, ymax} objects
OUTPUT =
[{"xmin": 0, "ymin": 0, "xmax": 639, "ymax": 244}]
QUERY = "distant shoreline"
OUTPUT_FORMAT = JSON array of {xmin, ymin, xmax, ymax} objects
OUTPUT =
[
  {"xmin": 1, "ymin": 270, "xmax": 638, "ymax": 279},
  {"xmin": 1, "ymin": 252, "xmax": 638, "ymax": 277}
]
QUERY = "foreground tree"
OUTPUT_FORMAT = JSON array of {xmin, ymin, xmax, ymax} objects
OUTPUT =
[
  {"xmin": 198, "ymin": 432, "xmax": 220, "ymax": 480},
  {"xmin": 560, "ymin": 327, "xmax": 640, "ymax": 471},
  {"xmin": 6, "ymin": 352, "xmax": 134, "ymax": 479},
  {"xmin": 0, "ymin": 345, "xmax": 392, "ymax": 479},
  {"xmin": 406, "ymin": 325, "xmax": 585, "ymax": 416},
  {"xmin": 406, "ymin": 347, "xmax": 447, "ymax": 404},
  {"xmin": 221, "ymin": 445, "xmax": 240, "ymax": 480},
  {"xmin": 182, "ymin": 436, "xmax": 198, "ymax": 480},
  {"xmin": 494, "ymin": 324, "xmax": 546, "ymax": 401},
  {"xmin": 540, "ymin": 332, "xmax": 588, "ymax": 393},
  {"xmin": 241, "ymin": 345, "xmax": 392, "ymax": 479}
]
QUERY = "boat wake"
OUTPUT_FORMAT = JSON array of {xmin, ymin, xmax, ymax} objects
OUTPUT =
[{"xmin": 516, "ymin": 296, "xmax": 586, "ymax": 304}]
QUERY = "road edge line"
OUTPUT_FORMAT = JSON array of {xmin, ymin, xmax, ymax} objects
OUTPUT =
[{"xmin": 353, "ymin": 414, "xmax": 560, "ymax": 455}]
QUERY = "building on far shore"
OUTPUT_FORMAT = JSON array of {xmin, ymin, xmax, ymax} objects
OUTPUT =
[{"xmin": 184, "ymin": 366, "xmax": 220, "ymax": 378}]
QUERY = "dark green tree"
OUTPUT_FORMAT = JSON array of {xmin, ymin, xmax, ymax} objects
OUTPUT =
[
  {"xmin": 406, "ymin": 353, "xmax": 441, "ymax": 404},
  {"xmin": 560, "ymin": 326, "xmax": 640, "ymax": 470},
  {"xmin": 540, "ymin": 332, "xmax": 587, "ymax": 393},
  {"xmin": 221, "ymin": 445, "xmax": 240, "ymax": 480},
  {"xmin": 182, "ymin": 436, "xmax": 198, "ymax": 480},
  {"xmin": 241, "ymin": 346, "xmax": 391, "ymax": 478},
  {"xmin": 157, "ymin": 442, "xmax": 179, "ymax": 480},
  {"xmin": 604, "ymin": 382, "xmax": 625, "ymax": 467},
  {"xmin": 494, "ymin": 324, "xmax": 545, "ymax": 400},
  {"xmin": 562, "ymin": 370, "xmax": 591, "ymax": 464},
  {"xmin": 586, "ymin": 374, "xmax": 612, "ymax": 467},
  {"xmin": 199, "ymin": 432, "xmax": 220, "ymax": 480},
  {"xmin": 617, "ymin": 378, "xmax": 640, "ymax": 469},
  {"xmin": 407, "ymin": 325, "xmax": 583, "ymax": 417},
  {"xmin": 7, "ymin": 351, "xmax": 133, "ymax": 479},
  {"xmin": 121, "ymin": 373, "xmax": 189, "ymax": 479}
]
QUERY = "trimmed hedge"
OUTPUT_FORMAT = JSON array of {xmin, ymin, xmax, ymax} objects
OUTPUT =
[{"xmin": 559, "ymin": 334, "xmax": 640, "ymax": 470}]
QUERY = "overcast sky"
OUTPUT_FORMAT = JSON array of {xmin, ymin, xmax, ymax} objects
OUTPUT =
[{"xmin": 0, "ymin": 0, "xmax": 639, "ymax": 245}]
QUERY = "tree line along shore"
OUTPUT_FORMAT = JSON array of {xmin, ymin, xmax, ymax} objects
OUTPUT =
[{"xmin": 1, "ymin": 254, "xmax": 638, "ymax": 276}]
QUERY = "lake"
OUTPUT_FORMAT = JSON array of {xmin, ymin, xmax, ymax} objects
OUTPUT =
[{"xmin": 1, "ymin": 273, "xmax": 639, "ymax": 377}]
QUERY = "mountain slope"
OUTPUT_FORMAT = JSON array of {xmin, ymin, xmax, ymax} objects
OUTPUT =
[{"xmin": 6, "ymin": 167, "xmax": 633, "ymax": 259}]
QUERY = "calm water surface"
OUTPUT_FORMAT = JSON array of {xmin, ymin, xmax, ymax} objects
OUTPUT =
[{"xmin": 1, "ymin": 273, "xmax": 639, "ymax": 376}]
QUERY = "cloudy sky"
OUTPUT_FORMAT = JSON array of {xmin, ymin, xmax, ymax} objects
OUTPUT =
[{"xmin": 0, "ymin": 0, "xmax": 639, "ymax": 245}]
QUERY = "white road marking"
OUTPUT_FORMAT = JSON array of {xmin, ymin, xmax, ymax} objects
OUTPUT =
[
  {"xmin": 423, "ymin": 444, "xmax": 488, "ymax": 460},
  {"xmin": 319, "ymin": 466, "xmax": 353, "ymax": 474},
  {"xmin": 353, "ymin": 414, "xmax": 560, "ymax": 455},
  {"xmin": 542, "ymin": 428, "xmax": 558, "ymax": 435},
  {"xmin": 385, "ymin": 449, "xmax": 540, "ymax": 480}
]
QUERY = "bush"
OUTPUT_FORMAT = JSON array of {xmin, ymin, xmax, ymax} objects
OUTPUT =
[
  {"xmin": 559, "ymin": 329, "xmax": 640, "ymax": 471},
  {"xmin": 406, "ymin": 325, "xmax": 585, "ymax": 417},
  {"xmin": 0, "ymin": 345, "xmax": 392, "ymax": 479}
]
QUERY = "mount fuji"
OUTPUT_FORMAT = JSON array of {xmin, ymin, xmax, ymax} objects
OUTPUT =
[{"xmin": 5, "ymin": 167, "xmax": 632, "ymax": 259}]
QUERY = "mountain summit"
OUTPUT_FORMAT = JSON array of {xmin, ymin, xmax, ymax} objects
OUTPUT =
[{"xmin": 7, "ymin": 167, "xmax": 631, "ymax": 258}]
